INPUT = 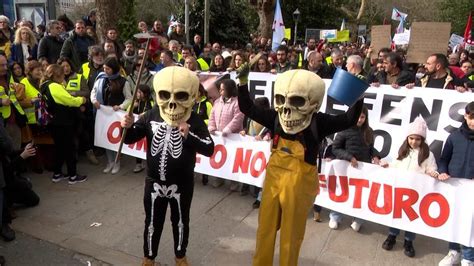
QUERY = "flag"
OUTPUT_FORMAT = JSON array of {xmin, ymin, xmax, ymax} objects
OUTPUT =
[
  {"xmin": 396, "ymin": 19, "xmax": 404, "ymax": 34},
  {"xmin": 391, "ymin": 8, "xmax": 407, "ymax": 21},
  {"xmin": 464, "ymin": 12, "xmax": 473, "ymax": 45},
  {"xmin": 340, "ymin": 19, "xmax": 346, "ymax": 31},
  {"xmin": 271, "ymin": 0, "xmax": 285, "ymax": 51}
]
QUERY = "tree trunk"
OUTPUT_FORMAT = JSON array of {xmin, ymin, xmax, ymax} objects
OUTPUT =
[
  {"xmin": 250, "ymin": 0, "xmax": 275, "ymax": 38},
  {"xmin": 95, "ymin": 0, "xmax": 122, "ymax": 41}
]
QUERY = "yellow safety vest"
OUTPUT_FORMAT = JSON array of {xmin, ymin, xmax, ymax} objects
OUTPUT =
[
  {"xmin": 298, "ymin": 53, "xmax": 303, "ymax": 68},
  {"xmin": 0, "ymin": 82, "xmax": 26, "ymax": 120},
  {"xmin": 197, "ymin": 58, "xmax": 210, "ymax": 71},
  {"xmin": 469, "ymin": 74, "xmax": 473, "ymax": 81},
  {"xmin": 20, "ymin": 78, "xmax": 41, "ymax": 124},
  {"xmin": 325, "ymin": 56, "xmax": 332, "ymax": 65},
  {"xmin": 81, "ymin": 62, "xmax": 91, "ymax": 81},
  {"xmin": 65, "ymin": 74, "xmax": 83, "ymax": 92}
]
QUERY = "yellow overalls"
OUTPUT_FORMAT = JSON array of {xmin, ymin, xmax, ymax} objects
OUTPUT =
[{"xmin": 253, "ymin": 137, "xmax": 319, "ymax": 266}]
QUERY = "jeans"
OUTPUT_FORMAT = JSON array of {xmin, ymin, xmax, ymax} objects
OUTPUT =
[
  {"xmin": 450, "ymin": 242, "xmax": 474, "ymax": 262},
  {"xmin": 388, "ymin": 227, "xmax": 416, "ymax": 241},
  {"xmin": 329, "ymin": 211, "xmax": 363, "ymax": 224}
]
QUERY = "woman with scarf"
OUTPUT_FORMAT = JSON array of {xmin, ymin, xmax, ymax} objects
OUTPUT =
[{"xmin": 91, "ymin": 57, "xmax": 132, "ymax": 174}]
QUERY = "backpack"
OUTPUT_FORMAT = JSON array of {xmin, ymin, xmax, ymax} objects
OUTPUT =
[{"xmin": 37, "ymin": 81, "xmax": 54, "ymax": 126}]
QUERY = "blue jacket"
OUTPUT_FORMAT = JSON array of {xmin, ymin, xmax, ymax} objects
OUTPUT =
[{"xmin": 438, "ymin": 122, "xmax": 474, "ymax": 179}]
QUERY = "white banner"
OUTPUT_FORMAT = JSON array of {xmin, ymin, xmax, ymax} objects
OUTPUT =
[
  {"xmin": 93, "ymin": 82, "xmax": 474, "ymax": 246},
  {"xmin": 316, "ymin": 160, "xmax": 474, "ymax": 247}
]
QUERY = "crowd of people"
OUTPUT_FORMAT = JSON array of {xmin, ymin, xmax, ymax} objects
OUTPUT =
[{"xmin": 0, "ymin": 8, "xmax": 473, "ymax": 266}]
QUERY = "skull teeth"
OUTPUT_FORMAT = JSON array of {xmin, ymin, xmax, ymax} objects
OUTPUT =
[
  {"xmin": 284, "ymin": 119, "xmax": 303, "ymax": 128},
  {"xmin": 165, "ymin": 112, "xmax": 185, "ymax": 121}
]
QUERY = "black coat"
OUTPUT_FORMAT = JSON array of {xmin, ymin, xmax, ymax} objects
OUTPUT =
[
  {"xmin": 37, "ymin": 35, "xmax": 64, "ymax": 64},
  {"xmin": 375, "ymin": 69, "xmax": 414, "ymax": 86},
  {"xmin": 332, "ymin": 126, "xmax": 379, "ymax": 163}
]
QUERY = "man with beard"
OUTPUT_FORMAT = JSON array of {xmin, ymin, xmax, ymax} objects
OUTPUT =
[
  {"xmin": 371, "ymin": 52, "xmax": 414, "ymax": 88},
  {"xmin": 121, "ymin": 40, "xmax": 137, "ymax": 75},
  {"xmin": 407, "ymin": 54, "xmax": 461, "ymax": 90},
  {"xmin": 306, "ymin": 51, "xmax": 331, "ymax": 78},
  {"xmin": 303, "ymin": 38, "xmax": 317, "ymax": 61},
  {"xmin": 271, "ymin": 45, "xmax": 294, "ymax": 74},
  {"xmin": 60, "ymin": 20, "xmax": 95, "ymax": 71}
]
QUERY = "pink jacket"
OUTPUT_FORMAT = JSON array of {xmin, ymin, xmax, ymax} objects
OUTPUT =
[{"xmin": 208, "ymin": 96, "xmax": 244, "ymax": 134}]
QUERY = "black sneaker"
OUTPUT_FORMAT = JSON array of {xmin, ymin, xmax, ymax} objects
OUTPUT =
[
  {"xmin": 51, "ymin": 173, "xmax": 68, "ymax": 183},
  {"xmin": 382, "ymin": 235, "xmax": 396, "ymax": 250},
  {"xmin": 1, "ymin": 224, "xmax": 15, "ymax": 242},
  {"xmin": 403, "ymin": 240, "xmax": 415, "ymax": 257},
  {"xmin": 252, "ymin": 200, "xmax": 260, "ymax": 209},
  {"xmin": 202, "ymin": 175, "xmax": 208, "ymax": 186},
  {"xmin": 68, "ymin": 175, "xmax": 87, "ymax": 184}
]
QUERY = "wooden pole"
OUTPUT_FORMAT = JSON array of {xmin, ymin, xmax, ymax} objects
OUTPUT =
[{"xmin": 114, "ymin": 37, "xmax": 153, "ymax": 164}]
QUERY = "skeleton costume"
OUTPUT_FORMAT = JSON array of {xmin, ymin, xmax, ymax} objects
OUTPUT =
[
  {"xmin": 124, "ymin": 67, "xmax": 214, "ymax": 263},
  {"xmin": 237, "ymin": 70, "xmax": 363, "ymax": 266}
]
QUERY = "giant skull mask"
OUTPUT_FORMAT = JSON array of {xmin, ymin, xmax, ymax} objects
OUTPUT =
[
  {"xmin": 153, "ymin": 66, "xmax": 199, "ymax": 127},
  {"xmin": 274, "ymin": 70, "xmax": 326, "ymax": 134}
]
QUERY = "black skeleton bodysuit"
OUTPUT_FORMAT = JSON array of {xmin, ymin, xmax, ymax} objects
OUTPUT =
[{"xmin": 124, "ymin": 106, "xmax": 214, "ymax": 260}]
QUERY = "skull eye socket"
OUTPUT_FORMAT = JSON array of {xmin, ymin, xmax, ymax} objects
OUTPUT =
[
  {"xmin": 275, "ymin": 94, "xmax": 285, "ymax": 105},
  {"xmin": 158, "ymin": 91, "xmax": 171, "ymax": 101},
  {"xmin": 175, "ymin": 91, "xmax": 189, "ymax": 101},
  {"xmin": 288, "ymin": 96, "xmax": 306, "ymax": 108}
]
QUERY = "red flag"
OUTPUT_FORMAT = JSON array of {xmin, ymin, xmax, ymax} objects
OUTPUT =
[{"xmin": 464, "ymin": 12, "xmax": 472, "ymax": 45}]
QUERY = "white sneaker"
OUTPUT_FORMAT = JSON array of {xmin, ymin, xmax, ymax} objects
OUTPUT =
[
  {"xmin": 103, "ymin": 163, "xmax": 114, "ymax": 174},
  {"xmin": 328, "ymin": 218, "xmax": 338, "ymax": 230},
  {"xmin": 351, "ymin": 220, "xmax": 362, "ymax": 232},
  {"xmin": 111, "ymin": 162, "xmax": 120, "ymax": 175},
  {"xmin": 461, "ymin": 259, "xmax": 474, "ymax": 266},
  {"xmin": 439, "ymin": 250, "xmax": 461, "ymax": 266}
]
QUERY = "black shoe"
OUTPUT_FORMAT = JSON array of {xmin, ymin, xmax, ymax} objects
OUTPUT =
[
  {"xmin": 252, "ymin": 200, "xmax": 260, "ymax": 209},
  {"xmin": 0, "ymin": 255, "xmax": 5, "ymax": 266},
  {"xmin": 1, "ymin": 224, "xmax": 15, "ymax": 242},
  {"xmin": 68, "ymin": 174, "xmax": 87, "ymax": 185},
  {"xmin": 403, "ymin": 240, "xmax": 415, "ymax": 257},
  {"xmin": 382, "ymin": 235, "xmax": 396, "ymax": 250},
  {"xmin": 202, "ymin": 175, "xmax": 208, "ymax": 186}
]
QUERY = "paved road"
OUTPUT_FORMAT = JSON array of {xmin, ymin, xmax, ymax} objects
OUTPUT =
[
  {"xmin": 0, "ymin": 232, "xmax": 107, "ymax": 265},
  {"xmin": 10, "ymin": 155, "xmax": 449, "ymax": 265}
]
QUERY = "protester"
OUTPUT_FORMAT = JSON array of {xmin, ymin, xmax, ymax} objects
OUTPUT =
[
  {"xmin": 208, "ymin": 79, "xmax": 244, "ymax": 190},
  {"xmin": 306, "ymin": 51, "xmax": 331, "ymax": 78},
  {"xmin": 252, "ymin": 55, "xmax": 271, "ymax": 73},
  {"xmin": 329, "ymin": 106, "xmax": 379, "ymax": 231},
  {"xmin": 58, "ymin": 57, "xmax": 98, "ymax": 165},
  {"xmin": 371, "ymin": 52, "xmax": 414, "ymax": 88},
  {"xmin": 10, "ymin": 26, "xmax": 38, "ymax": 67},
  {"xmin": 406, "ymin": 54, "xmax": 460, "ymax": 90},
  {"xmin": 121, "ymin": 40, "xmax": 137, "ymax": 75},
  {"xmin": 10, "ymin": 61, "xmax": 25, "ymax": 82},
  {"xmin": 90, "ymin": 57, "xmax": 132, "ymax": 174},
  {"xmin": 0, "ymin": 15, "xmax": 15, "ymax": 58},
  {"xmin": 380, "ymin": 116, "xmax": 438, "ymax": 257},
  {"xmin": 239, "ymin": 97, "xmax": 271, "ymax": 208},
  {"xmin": 193, "ymin": 84, "xmax": 213, "ymax": 185},
  {"xmin": 80, "ymin": 45, "xmax": 105, "ymax": 91},
  {"xmin": 41, "ymin": 64, "xmax": 88, "ymax": 184},
  {"xmin": 227, "ymin": 51, "xmax": 247, "ymax": 71},
  {"xmin": 271, "ymin": 45, "xmax": 293, "ymax": 73},
  {"xmin": 437, "ymin": 101, "xmax": 474, "ymax": 266},
  {"xmin": 37, "ymin": 20, "xmax": 64, "ymax": 64},
  {"xmin": 60, "ymin": 20, "xmax": 95, "ymax": 71},
  {"xmin": 121, "ymin": 66, "xmax": 214, "ymax": 266},
  {"xmin": 130, "ymin": 84, "xmax": 153, "ymax": 173},
  {"xmin": 209, "ymin": 53, "xmax": 226, "ymax": 72}
]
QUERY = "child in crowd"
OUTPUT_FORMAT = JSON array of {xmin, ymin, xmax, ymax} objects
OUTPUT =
[
  {"xmin": 381, "ymin": 116, "xmax": 438, "ymax": 258},
  {"xmin": 131, "ymin": 84, "xmax": 154, "ymax": 173},
  {"xmin": 239, "ymin": 97, "xmax": 271, "ymax": 208},
  {"xmin": 438, "ymin": 101, "xmax": 474, "ymax": 266},
  {"xmin": 329, "ymin": 106, "xmax": 380, "ymax": 231},
  {"xmin": 193, "ymin": 84, "xmax": 213, "ymax": 185},
  {"xmin": 208, "ymin": 79, "xmax": 244, "ymax": 190}
]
